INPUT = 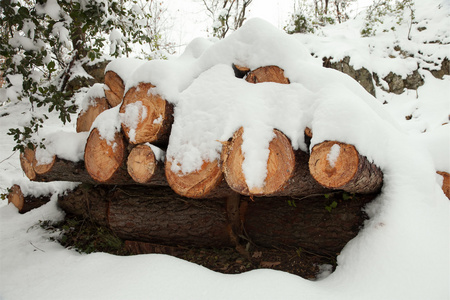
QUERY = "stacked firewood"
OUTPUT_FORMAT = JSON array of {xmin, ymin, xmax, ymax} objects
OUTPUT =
[{"xmin": 8, "ymin": 61, "xmax": 449, "ymax": 256}]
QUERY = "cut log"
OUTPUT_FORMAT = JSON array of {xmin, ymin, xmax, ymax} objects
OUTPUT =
[
  {"xmin": 127, "ymin": 144, "xmax": 166, "ymax": 185},
  {"xmin": 232, "ymin": 64, "xmax": 250, "ymax": 78},
  {"xmin": 120, "ymin": 82, "xmax": 174, "ymax": 146},
  {"xmin": 20, "ymin": 146, "xmax": 36, "ymax": 180},
  {"xmin": 309, "ymin": 141, "xmax": 383, "ymax": 194},
  {"xmin": 58, "ymin": 184, "xmax": 375, "ymax": 255},
  {"xmin": 84, "ymin": 128, "xmax": 129, "ymax": 183},
  {"xmin": 59, "ymin": 185, "xmax": 233, "ymax": 248},
  {"xmin": 243, "ymin": 192, "xmax": 376, "ymax": 256},
  {"xmin": 76, "ymin": 97, "xmax": 110, "ymax": 132},
  {"xmin": 437, "ymin": 171, "xmax": 450, "ymax": 199},
  {"xmin": 7, "ymin": 184, "xmax": 51, "ymax": 214},
  {"xmin": 222, "ymin": 127, "xmax": 294, "ymax": 196},
  {"xmin": 245, "ymin": 65, "xmax": 290, "ymax": 84},
  {"xmin": 165, "ymin": 159, "xmax": 232, "ymax": 198},
  {"xmin": 104, "ymin": 70, "xmax": 125, "ymax": 107},
  {"xmin": 222, "ymin": 127, "xmax": 328, "ymax": 197}
]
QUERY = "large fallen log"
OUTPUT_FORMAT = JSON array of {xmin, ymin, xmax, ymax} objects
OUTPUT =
[
  {"xmin": 309, "ymin": 141, "xmax": 383, "ymax": 194},
  {"xmin": 104, "ymin": 71, "xmax": 125, "ymax": 107},
  {"xmin": 120, "ymin": 82, "xmax": 174, "ymax": 146},
  {"xmin": 76, "ymin": 97, "xmax": 110, "ymax": 132},
  {"xmin": 7, "ymin": 185, "xmax": 51, "ymax": 214},
  {"xmin": 245, "ymin": 65, "xmax": 290, "ymax": 84},
  {"xmin": 58, "ymin": 184, "xmax": 375, "ymax": 254},
  {"xmin": 222, "ymin": 127, "xmax": 329, "ymax": 196},
  {"xmin": 84, "ymin": 128, "xmax": 130, "ymax": 184}
]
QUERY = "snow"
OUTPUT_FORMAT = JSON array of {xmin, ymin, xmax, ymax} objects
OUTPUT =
[
  {"xmin": 326, "ymin": 144, "xmax": 341, "ymax": 168},
  {"xmin": 119, "ymin": 101, "xmax": 148, "ymax": 143},
  {"xmin": 1, "ymin": 1, "xmax": 449, "ymax": 299}
]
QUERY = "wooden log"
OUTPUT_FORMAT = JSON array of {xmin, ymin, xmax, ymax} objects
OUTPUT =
[
  {"xmin": 19, "ymin": 146, "xmax": 36, "ymax": 180},
  {"xmin": 309, "ymin": 141, "xmax": 383, "ymax": 194},
  {"xmin": 120, "ymin": 82, "xmax": 174, "ymax": 146},
  {"xmin": 245, "ymin": 65, "xmax": 290, "ymax": 84},
  {"xmin": 7, "ymin": 184, "xmax": 51, "ymax": 214},
  {"xmin": 165, "ymin": 159, "xmax": 232, "ymax": 198},
  {"xmin": 76, "ymin": 97, "xmax": 110, "ymax": 132},
  {"xmin": 127, "ymin": 144, "xmax": 166, "ymax": 185},
  {"xmin": 59, "ymin": 185, "xmax": 233, "ymax": 248},
  {"xmin": 243, "ymin": 192, "xmax": 376, "ymax": 256},
  {"xmin": 232, "ymin": 64, "xmax": 250, "ymax": 78},
  {"xmin": 58, "ymin": 184, "xmax": 374, "ymax": 255},
  {"xmin": 437, "ymin": 171, "xmax": 450, "ymax": 199},
  {"xmin": 222, "ymin": 127, "xmax": 328, "ymax": 196},
  {"xmin": 84, "ymin": 128, "xmax": 130, "ymax": 184},
  {"xmin": 104, "ymin": 70, "xmax": 124, "ymax": 107}
]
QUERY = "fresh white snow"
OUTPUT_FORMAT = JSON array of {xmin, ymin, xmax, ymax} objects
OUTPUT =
[{"xmin": 0, "ymin": 1, "xmax": 449, "ymax": 299}]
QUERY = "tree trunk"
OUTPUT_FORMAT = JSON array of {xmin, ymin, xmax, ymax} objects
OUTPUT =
[
  {"xmin": 84, "ymin": 128, "xmax": 130, "ymax": 184},
  {"xmin": 222, "ymin": 127, "xmax": 329, "ymax": 196},
  {"xmin": 76, "ymin": 97, "xmax": 110, "ymax": 132},
  {"xmin": 309, "ymin": 141, "xmax": 383, "ymax": 194},
  {"xmin": 104, "ymin": 71, "xmax": 125, "ymax": 107},
  {"xmin": 59, "ymin": 185, "xmax": 233, "ymax": 248},
  {"xmin": 58, "ymin": 184, "xmax": 375, "ymax": 254},
  {"xmin": 120, "ymin": 82, "xmax": 174, "ymax": 146},
  {"xmin": 165, "ymin": 158, "xmax": 233, "ymax": 198},
  {"xmin": 127, "ymin": 144, "xmax": 166, "ymax": 185},
  {"xmin": 7, "ymin": 185, "xmax": 51, "ymax": 214},
  {"xmin": 245, "ymin": 65, "xmax": 290, "ymax": 84},
  {"xmin": 437, "ymin": 171, "xmax": 450, "ymax": 200},
  {"xmin": 243, "ymin": 192, "xmax": 375, "ymax": 256}
]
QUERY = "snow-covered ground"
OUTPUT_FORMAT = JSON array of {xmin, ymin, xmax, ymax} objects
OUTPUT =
[{"xmin": 1, "ymin": 1, "xmax": 449, "ymax": 299}]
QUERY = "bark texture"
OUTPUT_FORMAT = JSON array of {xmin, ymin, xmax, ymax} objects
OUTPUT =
[
  {"xmin": 58, "ymin": 185, "xmax": 375, "ymax": 255},
  {"xmin": 309, "ymin": 141, "xmax": 383, "ymax": 193},
  {"xmin": 120, "ymin": 82, "xmax": 174, "ymax": 146}
]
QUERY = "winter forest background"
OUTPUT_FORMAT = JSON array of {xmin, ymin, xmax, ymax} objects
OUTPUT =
[{"xmin": 0, "ymin": 0, "xmax": 449, "ymax": 299}]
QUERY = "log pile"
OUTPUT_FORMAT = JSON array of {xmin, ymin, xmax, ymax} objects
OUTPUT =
[{"xmin": 8, "ymin": 61, "xmax": 449, "ymax": 269}]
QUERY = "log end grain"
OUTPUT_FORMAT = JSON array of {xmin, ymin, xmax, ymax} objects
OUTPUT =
[
  {"xmin": 246, "ymin": 66, "xmax": 290, "ymax": 84},
  {"xmin": 223, "ymin": 127, "xmax": 295, "ymax": 196},
  {"xmin": 76, "ymin": 97, "xmax": 110, "ymax": 132},
  {"xmin": 309, "ymin": 141, "xmax": 359, "ymax": 189},
  {"xmin": 104, "ymin": 71, "xmax": 125, "ymax": 107},
  {"xmin": 20, "ymin": 147, "xmax": 36, "ymax": 180},
  {"xmin": 437, "ymin": 171, "xmax": 450, "ymax": 199},
  {"xmin": 7, "ymin": 184, "xmax": 24, "ymax": 212},
  {"xmin": 84, "ymin": 128, "xmax": 126, "ymax": 183},
  {"xmin": 165, "ymin": 159, "xmax": 224, "ymax": 198},
  {"xmin": 33, "ymin": 154, "xmax": 56, "ymax": 175},
  {"xmin": 120, "ymin": 82, "xmax": 173, "ymax": 145},
  {"xmin": 127, "ymin": 144, "xmax": 157, "ymax": 184}
]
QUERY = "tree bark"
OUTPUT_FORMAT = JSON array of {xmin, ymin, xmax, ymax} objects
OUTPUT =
[
  {"xmin": 309, "ymin": 141, "xmax": 383, "ymax": 194},
  {"xmin": 84, "ymin": 128, "xmax": 130, "ymax": 184},
  {"xmin": 58, "ymin": 184, "xmax": 375, "ymax": 254},
  {"xmin": 165, "ymin": 158, "xmax": 233, "ymax": 198},
  {"xmin": 437, "ymin": 171, "xmax": 450, "ymax": 200},
  {"xmin": 127, "ymin": 144, "xmax": 166, "ymax": 185},
  {"xmin": 7, "ymin": 184, "xmax": 51, "ymax": 214},
  {"xmin": 245, "ymin": 65, "xmax": 290, "ymax": 84},
  {"xmin": 120, "ymin": 82, "xmax": 174, "ymax": 146},
  {"xmin": 222, "ymin": 127, "xmax": 329, "ymax": 196},
  {"xmin": 243, "ymin": 192, "xmax": 375, "ymax": 256},
  {"xmin": 104, "ymin": 71, "xmax": 125, "ymax": 107},
  {"xmin": 76, "ymin": 97, "xmax": 110, "ymax": 132}
]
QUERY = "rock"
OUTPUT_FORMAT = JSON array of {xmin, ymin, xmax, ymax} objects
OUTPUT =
[{"xmin": 430, "ymin": 58, "xmax": 450, "ymax": 79}]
